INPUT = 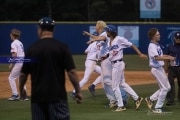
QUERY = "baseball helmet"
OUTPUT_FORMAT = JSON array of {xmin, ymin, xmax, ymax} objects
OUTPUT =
[
  {"xmin": 92, "ymin": 31, "xmax": 98, "ymax": 36},
  {"xmin": 38, "ymin": 17, "xmax": 55, "ymax": 27},
  {"xmin": 105, "ymin": 25, "xmax": 117, "ymax": 33},
  {"xmin": 174, "ymin": 31, "xmax": 180, "ymax": 39}
]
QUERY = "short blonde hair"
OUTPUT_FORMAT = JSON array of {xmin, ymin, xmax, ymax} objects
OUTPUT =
[
  {"xmin": 96, "ymin": 20, "xmax": 106, "ymax": 29},
  {"xmin": 11, "ymin": 29, "xmax": 21, "ymax": 39}
]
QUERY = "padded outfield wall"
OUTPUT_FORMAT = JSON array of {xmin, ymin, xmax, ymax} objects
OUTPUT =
[{"xmin": 0, "ymin": 22, "xmax": 180, "ymax": 55}]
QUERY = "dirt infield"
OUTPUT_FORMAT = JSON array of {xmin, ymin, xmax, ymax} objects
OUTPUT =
[{"xmin": 0, "ymin": 71, "xmax": 156, "ymax": 99}]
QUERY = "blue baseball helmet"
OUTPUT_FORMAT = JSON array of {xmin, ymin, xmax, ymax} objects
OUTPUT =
[
  {"xmin": 38, "ymin": 17, "xmax": 55, "ymax": 27},
  {"xmin": 92, "ymin": 31, "xmax": 98, "ymax": 36},
  {"xmin": 105, "ymin": 25, "xmax": 117, "ymax": 33}
]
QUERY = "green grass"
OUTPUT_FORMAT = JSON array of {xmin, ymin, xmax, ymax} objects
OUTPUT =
[
  {"xmin": 0, "ymin": 64, "xmax": 9, "ymax": 72},
  {"xmin": 73, "ymin": 54, "xmax": 149, "ymax": 71},
  {"xmin": 0, "ymin": 84, "xmax": 179, "ymax": 120},
  {"xmin": 0, "ymin": 54, "xmax": 149, "ymax": 72},
  {"xmin": 1, "ymin": 54, "xmax": 175, "ymax": 120}
]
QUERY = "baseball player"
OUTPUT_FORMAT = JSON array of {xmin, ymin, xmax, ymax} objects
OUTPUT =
[
  {"xmin": 8, "ymin": 28, "xmax": 28, "ymax": 101},
  {"xmin": 83, "ymin": 21, "xmax": 117, "ymax": 107},
  {"xmin": 145, "ymin": 28, "xmax": 175, "ymax": 113},
  {"xmin": 85, "ymin": 32, "xmax": 129, "ymax": 106},
  {"xmin": 72, "ymin": 32, "xmax": 102, "ymax": 97},
  {"xmin": 105, "ymin": 25, "xmax": 147, "ymax": 112}
]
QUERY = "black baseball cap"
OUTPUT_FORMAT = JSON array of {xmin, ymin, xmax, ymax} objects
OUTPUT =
[
  {"xmin": 38, "ymin": 17, "xmax": 55, "ymax": 31},
  {"xmin": 38, "ymin": 17, "xmax": 55, "ymax": 26},
  {"xmin": 174, "ymin": 31, "xmax": 180, "ymax": 39}
]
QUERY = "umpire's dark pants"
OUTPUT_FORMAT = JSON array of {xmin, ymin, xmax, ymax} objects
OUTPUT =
[
  {"xmin": 31, "ymin": 101, "xmax": 70, "ymax": 120},
  {"xmin": 166, "ymin": 66, "xmax": 180, "ymax": 103}
]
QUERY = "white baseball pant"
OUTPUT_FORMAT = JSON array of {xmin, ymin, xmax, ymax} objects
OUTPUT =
[
  {"xmin": 8, "ymin": 63, "xmax": 26, "ymax": 95},
  {"xmin": 101, "ymin": 58, "xmax": 116, "ymax": 104},
  {"xmin": 73, "ymin": 59, "xmax": 101, "ymax": 92},
  {"xmin": 112, "ymin": 61, "xmax": 139, "ymax": 107},
  {"xmin": 150, "ymin": 67, "xmax": 171, "ymax": 109}
]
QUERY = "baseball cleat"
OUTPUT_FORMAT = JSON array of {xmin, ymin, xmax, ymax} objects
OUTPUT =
[
  {"xmin": 152, "ymin": 108, "xmax": 162, "ymax": 114},
  {"xmin": 8, "ymin": 94, "xmax": 20, "ymax": 101},
  {"xmin": 71, "ymin": 92, "xmax": 76, "ymax": 99},
  {"xmin": 88, "ymin": 84, "xmax": 96, "ymax": 96},
  {"xmin": 23, "ymin": 97, "xmax": 29, "ymax": 101},
  {"xmin": 145, "ymin": 97, "xmax": 153, "ymax": 110},
  {"xmin": 114, "ymin": 106, "xmax": 126, "ymax": 112},
  {"xmin": 109, "ymin": 102, "xmax": 117, "ymax": 108},
  {"xmin": 166, "ymin": 101, "xmax": 175, "ymax": 106},
  {"xmin": 20, "ymin": 97, "xmax": 29, "ymax": 101},
  {"xmin": 135, "ymin": 97, "xmax": 143, "ymax": 110}
]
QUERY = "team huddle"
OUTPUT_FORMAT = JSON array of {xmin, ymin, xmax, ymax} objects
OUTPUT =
[
  {"xmin": 71, "ymin": 21, "xmax": 180, "ymax": 113},
  {"xmin": 7, "ymin": 18, "xmax": 180, "ymax": 119}
]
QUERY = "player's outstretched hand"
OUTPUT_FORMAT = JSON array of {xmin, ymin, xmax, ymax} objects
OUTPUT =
[
  {"xmin": 168, "ymin": 56, "xmax": 175, "ymax": 61},
  {"xmin": 75, "ymin": 92, "xmax": 83, "ymax": 104},
  {"xmin": 82, "ymin": 31, "xmax": 89, "ymax": 36},
  {"xmin": 139, "ymin": 53, "xmax": 148, "ymax": 60}
]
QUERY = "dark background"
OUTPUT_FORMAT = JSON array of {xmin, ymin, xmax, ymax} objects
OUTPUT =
[{"xmin": 0, "ymin": 0, "xmax": 180, "ymax": 22}]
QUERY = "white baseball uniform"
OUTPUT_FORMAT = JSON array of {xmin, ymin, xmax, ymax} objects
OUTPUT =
[
  {"xmin": 148, "ymin": 42, "xmax": 171, "ymax": 109},
  {"xmin": 8, "ymin": 39, "xmax": 25, "ymax": 95},
  {"xmin": 97, "ymin": 31, "xmax": 117, "ymax": 104},
  {"xmin": 109, "ymin": 36, "xmax": 140, "ymax": 107},
  {"xmin": 73, "ymin": 41, "xmax": 102, "ymax": 93}
]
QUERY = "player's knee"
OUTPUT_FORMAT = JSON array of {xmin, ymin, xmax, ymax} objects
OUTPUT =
[
  {"xmin": 167, "ymin": 86, "xmax": 171, "ymax": 92},
  {"xmin": 8, "ymin": 76, "xmax": 13, "ymax": 81},
  {"xmin": 162, "ymin": 87, "xmax": 170, "ymax": 92},
  {"xmin": 103, "ymin": 80, "xmax": 111, "ymax": 86}
]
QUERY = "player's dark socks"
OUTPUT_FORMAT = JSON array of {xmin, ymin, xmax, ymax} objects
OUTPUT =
[
  {"xmin": 91, "ymin": 84, "xmax": 95, "ymax": 89},
  {"xmin": 166, "ymin": 101, "xmax": 175, "ymax": 106},
  {"xmin": 88, "ymin": 84, "xmax": 96, "ymax": 96}
]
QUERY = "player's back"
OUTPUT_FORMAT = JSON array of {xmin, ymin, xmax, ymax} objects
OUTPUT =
[{"xmin": 11, "ymin": 39, "xmax": 24, "ymax": 57}]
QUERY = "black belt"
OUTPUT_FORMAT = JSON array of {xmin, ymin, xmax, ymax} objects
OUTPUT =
[
  {"xmin": 151, "ymin": 66, "xmax": 162, "ymax": 68},
  {"xmin": 112, "ymin": 59, "xmax": 122, "ymax": 64},
  {"xmin": 170, "ymin": 65, "xmax": 180, "ymax": 67}
]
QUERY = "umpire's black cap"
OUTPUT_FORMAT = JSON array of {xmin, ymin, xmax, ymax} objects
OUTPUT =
[
  {"xmin": 38, "ymin": 17, "xmax": 55, "ymax": 31},
  {"xmin": 174, "ymin": 31, "xmax": 180, "ymax": 39}
]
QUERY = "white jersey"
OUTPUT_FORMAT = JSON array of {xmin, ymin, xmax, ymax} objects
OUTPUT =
[
  {"xmin": 109, "ymin": 36, "xmax": 132, "ymax": 61},
  {"xmin": 10, "ymin": 39, "xmax": 24, "ymax": 57},
  {"xmin": 96, "ymin": 31, "xmax": 109, "ymax": 58},
  {"xmin": 85, "ymin": 41, "xmax": 98, "ymax": 61},
  {"xmin": 148, "ymin": 42, "xmax": 164, "ymax": 68}
]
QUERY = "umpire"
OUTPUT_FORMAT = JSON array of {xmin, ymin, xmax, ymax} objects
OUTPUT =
[
  {"xmin": 19, "ymin": 17, "xmax": 83, "ymax": 120},
  {"xmin": 166, "ymin": 31, "xmax": 180, "ymax": 105}
]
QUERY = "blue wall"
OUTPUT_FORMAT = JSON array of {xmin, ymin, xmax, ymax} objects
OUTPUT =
[{"xmin": 0, "ymin": 22, "xmax": 180, "ymax": 55}]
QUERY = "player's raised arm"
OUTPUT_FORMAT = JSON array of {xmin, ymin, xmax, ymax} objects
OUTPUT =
[{"xmin": 84, "ymin": 32, "xmax": 106, "ymax": 44}]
